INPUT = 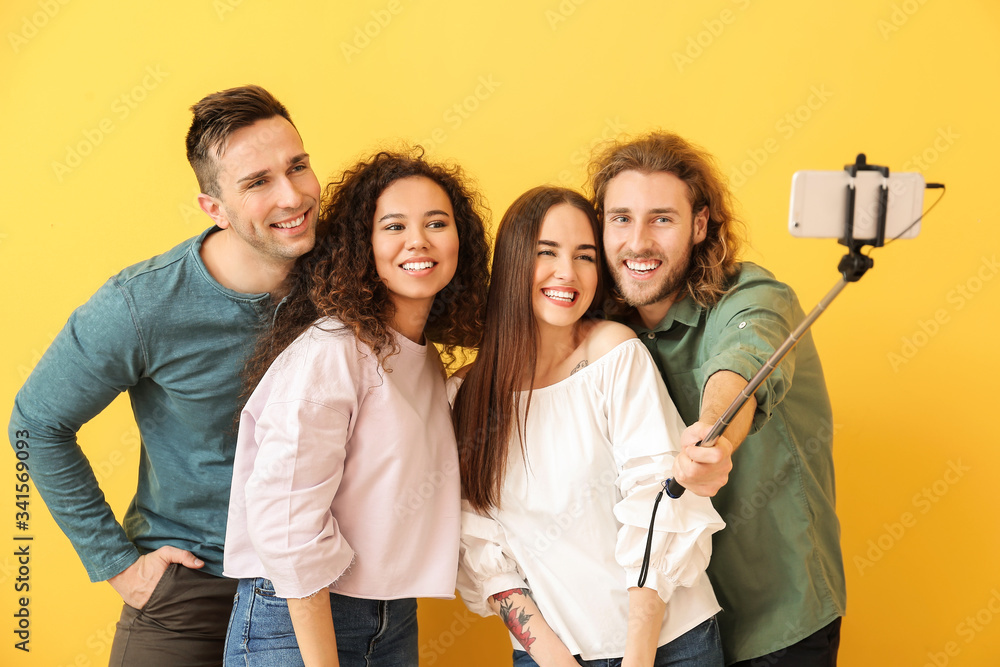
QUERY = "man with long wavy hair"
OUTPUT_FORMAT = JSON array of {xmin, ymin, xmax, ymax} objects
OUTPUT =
[
  {"xmin": 590, "ymin": 132, "xmax": 846, "ymax": 666},
  {"xmin": 9, "ymin": 85, "xmax": 321, "ymax": 666}
]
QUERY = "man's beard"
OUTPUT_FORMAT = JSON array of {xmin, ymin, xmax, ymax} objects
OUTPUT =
[{"xmin": 611, "ymin": 237, "xmax": 694, "ymax": 308}]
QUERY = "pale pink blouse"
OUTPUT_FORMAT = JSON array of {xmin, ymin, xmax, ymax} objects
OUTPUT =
[{"xmin": 224, "ymin": 318, "xmax": 460, "ymax": 600}]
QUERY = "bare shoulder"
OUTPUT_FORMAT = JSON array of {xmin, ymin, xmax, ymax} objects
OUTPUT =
[{"xmin": 581, "ymin": 320, "xmax": 637, "ymax": 360}]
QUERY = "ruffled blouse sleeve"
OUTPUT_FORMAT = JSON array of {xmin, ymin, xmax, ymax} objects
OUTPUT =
[
  {"xmin": 608, "ymin": 340, "xmax": 726, "ymax": 604},
  {"xmin": 456, "ymin": 501, "xmax": 528, "ymax": 617}
]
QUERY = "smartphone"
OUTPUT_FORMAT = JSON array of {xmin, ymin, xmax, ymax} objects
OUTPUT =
[{"xmin": 789, "ymin": 170, "xmax": 926, "ymax": 242}]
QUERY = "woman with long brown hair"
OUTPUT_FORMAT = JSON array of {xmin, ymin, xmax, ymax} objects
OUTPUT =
[
  {"xmin": 452, "ymin": 186, "xmax": 725, "ymax": 667},
  {"xmin": 222, "ymin": 149, "xmax": 490, "ymax": 667}
]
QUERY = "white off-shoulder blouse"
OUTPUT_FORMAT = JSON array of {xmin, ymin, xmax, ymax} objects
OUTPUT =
[{"xmin": 452, "ymin": 338, "xmax": 724, "ymax": 660}]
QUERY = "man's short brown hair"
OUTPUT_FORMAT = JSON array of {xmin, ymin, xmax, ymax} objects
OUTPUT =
[{"xmin": 185, "ymin": 85, "xmax": 294, "ymax": 197}]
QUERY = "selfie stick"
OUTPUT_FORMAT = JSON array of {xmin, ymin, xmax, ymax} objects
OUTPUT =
[
  {"xmin": 662, "ymin": 153, "xmax": 886, "ymax": 499},
  {"xmin": 638, "ymin": 154, "xmax": 889, "ymax": 586}
]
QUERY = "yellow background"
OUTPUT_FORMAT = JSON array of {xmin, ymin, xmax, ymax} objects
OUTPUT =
[{"xmin": 2, "ymin": 1, "xmax": 998, "ymax": 665}]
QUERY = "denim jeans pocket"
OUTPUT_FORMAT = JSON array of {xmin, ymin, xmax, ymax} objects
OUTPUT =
[
  {"xmin": 254, "ymin": 577, "xmax": 278, "ymax": 597},
  {"xmin": 246, "ymin": 579, "xmax": 298, "ymax": 641}
]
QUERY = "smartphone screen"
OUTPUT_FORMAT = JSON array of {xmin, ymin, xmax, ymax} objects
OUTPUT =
[{"xmin": 789, "ymin": 170, "xmax": 925, "ymax": 242}]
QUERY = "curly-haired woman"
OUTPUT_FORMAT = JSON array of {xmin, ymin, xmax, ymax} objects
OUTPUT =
[{"xmin": 222, "ymin": 149, "xmax": 491, "ymax": 667}]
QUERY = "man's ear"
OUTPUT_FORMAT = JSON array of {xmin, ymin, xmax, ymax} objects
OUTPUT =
[
  {"xmin": 198, "ymin": 194, "xmax": 229, "ymax": 229},
  {"xmin": 693, "ymin": 205, "xmax": 709, "ymax": 244}
]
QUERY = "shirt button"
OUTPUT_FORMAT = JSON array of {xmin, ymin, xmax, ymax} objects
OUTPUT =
[
  {"xmin": 646, "ymin": 332, "xmax": 656, "ymax": 340},
  {"xmin": 738, "ymin": 321, "xmax": 747, "ymax": 329}
]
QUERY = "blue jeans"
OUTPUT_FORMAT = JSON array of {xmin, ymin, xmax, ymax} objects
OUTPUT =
[
  {"xmin": 223, "ymin": 578, "xmax": 418, "ymax": 666},
  {"xmin": 512, "ymin": 616, "xmax": 723, "ymax": 667}
]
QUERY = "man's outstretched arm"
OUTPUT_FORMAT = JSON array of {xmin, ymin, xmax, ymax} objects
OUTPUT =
[{"xmin": 671, "ymin": 370, "xmax": 756, "ymax": 497}]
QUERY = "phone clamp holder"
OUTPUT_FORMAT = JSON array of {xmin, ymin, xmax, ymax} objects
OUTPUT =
[{"xmin": 838, "ymin": 153, "xmax": 889, "ymax": 282}]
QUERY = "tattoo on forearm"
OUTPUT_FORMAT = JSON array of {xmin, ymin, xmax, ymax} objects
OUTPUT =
[
  {"xmin": 570, "ymin": 360, "xmax": 588, "ymax": 375},
  {"xmin": 490, "ymin": 588, "xmax": 537, "ymax": 654}
]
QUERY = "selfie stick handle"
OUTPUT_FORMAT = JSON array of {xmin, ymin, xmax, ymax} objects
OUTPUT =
[{"xmin": 664, "ymin": 154, "xmax": 886, "ymax": 499}]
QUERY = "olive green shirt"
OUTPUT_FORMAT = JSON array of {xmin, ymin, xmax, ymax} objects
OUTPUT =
[{"xmin": 629, "ymin": 262, "xmax": 846, "ymax": 664}]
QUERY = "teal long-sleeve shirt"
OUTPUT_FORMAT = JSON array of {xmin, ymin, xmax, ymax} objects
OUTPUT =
[{"xmin": 8, "ymin": 228, "xmax": 274, "ymax": 581}]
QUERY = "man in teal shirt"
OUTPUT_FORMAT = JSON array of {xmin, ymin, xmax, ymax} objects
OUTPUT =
[
  {"xmin": 9, "ymin": 85, "xmax": 321, "ymax": 665},
  {"xmin": 589, "ymin": 132, "xmax": 846, "ymax": 666}
]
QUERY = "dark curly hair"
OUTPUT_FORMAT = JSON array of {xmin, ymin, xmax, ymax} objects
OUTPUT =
[{"xmin": 243, "ymin": 148, "xmax": 491, "ymax": 394}]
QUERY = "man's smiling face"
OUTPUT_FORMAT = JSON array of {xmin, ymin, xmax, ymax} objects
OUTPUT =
[
  {"xmin": 208, "ymin": 115, "xmax": 321, "ymax": 264},
  {"xmin": 602, "ymin": 169, "xmax": 708, "ymax": 322}
]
